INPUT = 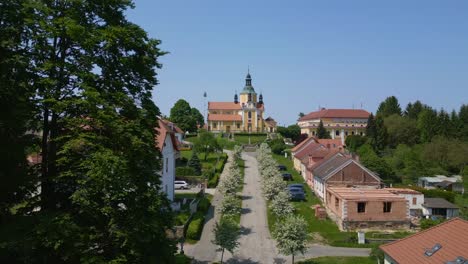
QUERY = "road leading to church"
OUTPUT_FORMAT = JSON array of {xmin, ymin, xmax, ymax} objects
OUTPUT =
[{"xmin": 223, "ymin": 151, "xmax": 287, "ymax": 264}]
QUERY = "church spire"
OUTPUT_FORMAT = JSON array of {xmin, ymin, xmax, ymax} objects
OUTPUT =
[{"xmin": 245, "ymin": 70, "xmax": 252, "ymax": 87}]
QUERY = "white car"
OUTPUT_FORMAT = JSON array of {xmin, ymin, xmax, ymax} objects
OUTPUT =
[{"xmin": 174, "ymin": 181, "xmax": 189, "ymax": 190}]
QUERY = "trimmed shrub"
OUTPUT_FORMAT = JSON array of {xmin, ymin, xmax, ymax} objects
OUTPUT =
[
  {"xmin": 176, "ymin": 167, "xmax": 196, "ymax": 177},
  {"xmin": 186, "ymin": 212, "xmax": 205, "ymax": 240},
  {"xmin": 208, "ymin": 173, "xmax": 220, "ymax": 188},
  {"xmin": 197, "ymin": 197, "xmax": 211, "ymax": 213},
  {"xmin": 216, "ymin": 154, "xmax": 228, "ymax": 173}
]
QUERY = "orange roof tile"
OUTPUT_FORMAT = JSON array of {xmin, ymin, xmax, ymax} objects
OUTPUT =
[
  {"xmin": 299, "ymin": 109, "xmax": 370, "ymax": 121},
  {"xmin": 291, "ymin": 137, "xmax": 317, "ymax": 152},
  {"xmin": 208, "ymin": 114, "xmax": 242, "ymax": 121},
  {"xmin": 155, "ymin": 119, "xmax": 178, "ymax": 152},
  {"xmin": 380, "ymin": 218, "xmax": 468, "ymax": 264},
  {"xmin": 208, "ymin": 102, "xmax": 242, "ymax": 110},
  {"xmin": 317, "ymin": 139, "xmax": 344, "ymax": 148}
]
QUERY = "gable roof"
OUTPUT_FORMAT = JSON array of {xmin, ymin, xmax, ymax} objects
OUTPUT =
[
  {"xmin": 208, "ymin": 102, "xmax": 242, "ymax": 110},
  {"xmin": 317, "ymin": 138, "xmax": 344, "ymax": 148},
  {"xmin": 155, "ymin": 119, "xmax": 179, "ymax": 152},
  {"xmin": 291, "ymin": 137, "xmax": 317, "ymax": 153},
  {"xmin": 293, "ymin": 142, "xmax": 323, "ymax": 160},
  {"xmin": 380, "ymin": 218, "xmax": 468, "ymax": 264},
  {"xmin": 423, "ymin": 198, "xmax": 459, "ymax": 209},
  {"xmin": 161, "ymin": 120, "xmax": 184, "ymax": 134},
  {"xmin": 312, "ymin": 153, "xmax": 381, "ymax": 182},
  {"xmin": 207, "ymin": 114, "xmax": 242, "ymax": 121},
  {"xmin": 299, "ymin": 108, "xmax": 370, "ymax": 121}
]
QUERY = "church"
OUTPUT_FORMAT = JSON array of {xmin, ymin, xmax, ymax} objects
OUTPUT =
[{"xmin": 207, "ymin": 72, "xmax": 273, "ymax": 133}]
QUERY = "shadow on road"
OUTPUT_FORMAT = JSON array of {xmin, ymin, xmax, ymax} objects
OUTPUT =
[
  {"xmin": 241, "ymin": 208, "xmax": 252, "ymax": 215},
  {"xmin": 240, "ymin": 226, "xmax": 253, "ymax": 235},
  {"xmin": 241, "ymin": 195, "xmax": 252, "ymax": 200},
  {"xmin": 225, "ymin": 258, "xmax": 260, "ymax": 264},
  {"xmin": 203, "ymin": 205, "xmax": 215, "ymax": 224},
  {"xmin": 273, "ymin": 258, "xmax": 287, "ymax": 264}
]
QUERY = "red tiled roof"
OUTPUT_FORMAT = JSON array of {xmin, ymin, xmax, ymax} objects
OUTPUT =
[
  {"xmin": 380, "ymin": 218, "xmax": 468, "ymax": 264},
  {"xmin": 291, "ymin": 137, "xmax": 317, "ymax": 153},
  {"xmin": 208, "ymin": 114, "xmax": 242, "ymax": 122},
  {"xmin": 208, "ymin": 102, "xmax": 242, "ymax": 110},
  {"xmin": 294, "ymin": 143, "xmax": 323, "ymax": 160},
  {"xmin": 317, "ymin": 139, "xmax": 344, "ymax": 148},
  {"xmin": 155, "ymin": 119, "xmax": 178, "ymax": 152},
  {"xmin": 299, "ymin": 109, "xmax": 370, "ymax": 121},
  {"xmin": 162, "ymin": 120, "xmax": 184, "ymax": 134}
]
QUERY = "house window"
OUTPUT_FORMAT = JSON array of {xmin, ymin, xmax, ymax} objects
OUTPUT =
[
  {"xmin": 236, "ymin": 123, "xmax": 240, "ymax": 129},
  {"xmin": 335, "ymin": 130, "xmax": 340, "ymax": 136},
  {"xmin": 357, "ymin": 202, "xmax": 366, "ymax": 213},
  {"xmin": 412, "ymin": 197, "xmax": 417, "ymax": 205},
  {"xmin": 213, "ymin": 123, "xmax": 217, "ymax": 128},
  {"xmin": 165, "ymin": 158, "xmax": 169, "ymax": 173},
  {"xmin": 312, "ymin": 131, "xmax": 316, "ymax": 136},
  {"xmin": 248, "ymin": 112, "xmax": 252, "ymax": 118},
  {"xmin": 359, "ymin": 132, "xmax": 363, "ymax": 136},
  {"xmin": 335, "ymin": 198, "xmax": 339, "ymax": 209},
  {"xmin": 345, "ymin": 131, "xmax": 348, "ymax": 136},
  {"xmin": 383, "ymin": 202, "xmax": 392, "ymax": 213},
  {"xmin": 351, "ymin": 131, "xmax": 355, "ymax": 135}
]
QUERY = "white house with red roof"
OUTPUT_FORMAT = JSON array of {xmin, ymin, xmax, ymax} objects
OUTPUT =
[
  {"xmin": 156, "ymin": 119, "xmax": 179, "ymax": 202},
  {"xmin": 298, "ymin": 108, "xmax": 370, "ymax": 142}
]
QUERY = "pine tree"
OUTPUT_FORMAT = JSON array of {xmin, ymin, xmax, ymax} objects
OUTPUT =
[
  {"xmin": 366, "ymin": 113, "xmax": 377, "ymax": 139},
  {"xmin": 377, "ymin": 96, "xmax": 402, "ymax": 117},
  {"xmin": 187, "ymin": 151, "xmax": 202, "ymax": 176},
  {"xmin": 316, "ymin": 120, "xmax": 331, "ymax": 139}
]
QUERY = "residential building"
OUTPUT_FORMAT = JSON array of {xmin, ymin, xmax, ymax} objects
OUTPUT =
[
  {"xmin": 312, "ymin": 152, "xmax": 382, "ymax": 202},
  {"xmin": 380, "ymin": 218, "xmax": 468, "ymax": 264},
  {"xmin": 325, "ymin": 187, "xmax": 410, "ymax": 231},
  {"xmin": 422, "ymin": 198, "xmax": 459, "ymax": 219},
  {"xmin": 207, "ymin": 72, "xmax": 269, "ymax": 133},
  {"xmin": 161, "ymin": 120, "xmax": 184, "ymax": 151},
  {"xmin": 297, "ymin": 108, "xmax": 370, "ymax": 141},
  {"xmin": 386, "ymin": 188, "xmax": 424, "ymax": 216},
  {"xmin": 418, "ymin": 175, "xmax": 464, "ymax": 193},
  {"xmin": 156, "ymin": 119, "xmax": 179, "ymax": 202}
]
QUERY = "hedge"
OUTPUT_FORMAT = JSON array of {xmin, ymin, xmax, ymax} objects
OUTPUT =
[
  {"xmin": 409, "ymin": 186, "xmax": 456, "ymax": 203},
  {"xmin": 207, "ymin": 173, "xmax": 220, "ymax": 188},
  {"xmin": 176, "ymin": 167, "xmax": 196, "ymax": 177},
  {"xmin": 234, "ymin": 132, "xmax": 267, "ymax": 136},
  {"xmin": 186, "ymin": 212, "xmax": 205, "ymax": 240},
  {"xmin": 216, "ymin": 154, "xmax": 228, "ymax": 173}
]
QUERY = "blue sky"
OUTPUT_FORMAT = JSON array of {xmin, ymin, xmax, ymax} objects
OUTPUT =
[{"xmin": 127, "ymin": 0, "xmax": 468, "ymax": 126}]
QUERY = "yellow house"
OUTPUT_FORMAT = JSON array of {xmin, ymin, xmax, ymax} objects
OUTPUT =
[{"xmin": 208, "ymin": 72, "xmax": 268, "ymax": 133}]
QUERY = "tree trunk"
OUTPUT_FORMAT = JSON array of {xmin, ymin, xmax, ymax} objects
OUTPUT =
[
  {"xmin": 292, "ymin": 254, "xmax": 294, "ymax": 264},
  {"xmin": 40, "ymin": 107, "xmax": 51, "ymax": 210},
  {"xmin": 220, "ymin": 248, "xmax": 224, "ymax": 264}
]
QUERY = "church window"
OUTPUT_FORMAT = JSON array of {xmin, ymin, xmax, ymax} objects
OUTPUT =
[
  {"xmin": 248, "ymin": 112, "xmax": 252, "ymax": 118},
  {"xmin": 248, "ymin": 93, "xmax": 252, "ymax": 102}
]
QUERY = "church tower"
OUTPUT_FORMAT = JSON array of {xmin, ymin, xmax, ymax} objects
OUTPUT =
[{"xmin": 239, "ymin": 71, "xmax": 257, "ymax": 105}]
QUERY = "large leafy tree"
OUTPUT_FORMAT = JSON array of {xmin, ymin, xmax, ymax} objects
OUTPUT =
[
  {"xmin": 377, "ymin": 96, "xmax": 402, "ymax": 118},
  {"xmin": 273, "ymin": 215, "xmax": 308, "ymax": 264},
  {"xmin": 384, "ymin": 114, "xmax": 419, "ymax": 147},
  {"xmin": 193, "ymin": 131, "xmax": 220, "ymax": 160},
  {"xmin": 169, "ymin": 99, "xmax": 204, "ymax": 132},
  {"xmin": 1, "ymin": 1, "xmax": 176, "ymax": 262}
]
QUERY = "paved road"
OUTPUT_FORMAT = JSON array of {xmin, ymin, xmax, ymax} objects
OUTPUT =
[
  {"xmin": 223, "ymin": 152, "xmax": 286, "ymax": 264},
  {"xmin": 184, "ymin": 151, "xmax": 233, "ymax": 263},
  {"xmin": 186, "ymin": 150, "xmax": 371, "ymax": 263}
]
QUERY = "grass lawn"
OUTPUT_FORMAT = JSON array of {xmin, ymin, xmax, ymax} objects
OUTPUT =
[
  {"xmin": 270, "ymin": 153, "xmax": 398, "ymax": 248},
  {"xmin": 298, "ymin": 256, "xmax": 375, "ymax": 264}
]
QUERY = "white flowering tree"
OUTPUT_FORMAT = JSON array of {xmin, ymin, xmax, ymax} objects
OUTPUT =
[
  {"xmin": 273, "ymin": 215, "xmax": 308, "ymax": 264},
  {"xmin": 270, "ymin": 190, "xmax": 294, "ymax": 218},
  {"xmin": 217, "ymin": 194, "xmax": 241, "ymax": 216},
  {"xmin": 262, "ymin": 175, "xmax": 287, "ymax": 201},
  {"xmin": 212, "ymin": 217, "xmax": 241, "ymax": 264}
]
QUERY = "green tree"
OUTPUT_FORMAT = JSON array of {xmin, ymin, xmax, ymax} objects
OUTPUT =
[
  {"xmin": 404, "ymin": 100, "xmax": 425, "ymax": 119},
  {"xmin": 273, "ymin": 215, "xmax": 308, "ymax": 264},
  {"xmin": 377, "ymin": 96, "xmax": 402, "ymax": 118},
  {"xmin": 316, "ymin": 120, "xmax": 331, "ymax": 139},
  {"xmin": 345, "ymin": 135, "xmax": 367, "ymax": 153},
  {"xmin": 193, "ymin": 131, "xmax": 220, "ymax": 160},
  {"xmin": 460, "ymin": 104, "xmax": 468, "ymax": 141},
  {"xmin": 1, "ymin": 1, "xmax": 176, "ymax": 262},
  {"xmin": 418, "ymin": 108, "xmax": 439, "ymax": 143},
  {"xmin": 169, "ymin": 99, "xmax": 204, "ymax": 133},
  {"xmin": 187, "ymin": 151, "xmax": 202, "ymax": 175},
  {"xmin": 212, "ymin": 217, "xmax": 241, "ymax": 264},
  {"xmin": 366, "ymin": 113, "xmax": 377, "ymax": 139},
  {"xmin": 358, "ymin": 144, "xmax": 398, "ymax": 183},
  {"xmin": 277, "ymin": 124, "xmax": 302, "ymax": 142},
  {"xmin": 384, "ymin": 114, "xmax": 419, "ymax": 147},
  {"xmin": 372, "ymin": 115, "xmax": 388, "ymax": 152},
  {"xmin": 298, "ymin": 112, "xmax": 305, "ymax": 120}
]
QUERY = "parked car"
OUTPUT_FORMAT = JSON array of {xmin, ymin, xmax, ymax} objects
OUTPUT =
[
  {"xmin": 282, "ymin": 173, "xmax": 293, "ymax": 181},
  {"xmin": 289, "ymin": 188, "xmax": 305, "ymax": 201},
  {"xmin": 174, "ymin": 180, "xmax": 189, "ymax": 190},
  {"xmin": 288, "ymin": 183, "xmax": 304, "ymax": 191},
  {"xmin": 277, "ymin": 165, "xmax": 287, "ymax": 171}
]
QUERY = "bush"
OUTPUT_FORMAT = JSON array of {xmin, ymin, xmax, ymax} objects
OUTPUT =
[
  {"xmin": 234, "ymin": 132, "xmax": 267, "ymax": 136},
  {"xmin": 409, "ymin": 187, "xmax": 456, "ymax": 203},
  {"xmin": 176, "ymin": 167, "xmax": 196, "ymax": 177},
  {"xmin": 271, "ymin": 142, "xmax": 286, "ymax": 155},
  {"xmin": 208, "ymin": 173, "xmax": 220, "ymax": 188},
  {"xmin": 197, "ymin": 197, "xmax": 211, "ymax": 213},
  {"xmin": 186, "ymin": 212, "xmax": 205, "ymax": 240},
  {"xmin": 175, "ymin": 254, "xmax": 192, "ymax": 264},
  {"xmin": 216, "ymin": 154, "xmax": 228, "ymax": 173},
  {"xmin": 187, "ymin": 152, "xmax": 202, "ymax": 175},
  {"xmin": 175, "ymin": 212, "xmax": 190, "ymax": 226},
  {"xmin": 420, "ymin": 218, "xmax": 445, "ymax": 229}
]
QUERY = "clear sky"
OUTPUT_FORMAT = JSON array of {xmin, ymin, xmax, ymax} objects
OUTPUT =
[{"xmin": 126, "ymin": 0, "xmax": 468, "ymax": 126}]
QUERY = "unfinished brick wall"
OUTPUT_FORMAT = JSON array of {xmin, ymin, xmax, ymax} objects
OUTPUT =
[
  {"xmin": 345, "ymin": 199, "xmax": 408, "ymax": 222},
  {"xmin": 327, "ymin": 162, "xmax": 380, "ymax": 187},
  {"xmin": 326, "ymin": 190, "xmax": 343, "ymax": 218}
]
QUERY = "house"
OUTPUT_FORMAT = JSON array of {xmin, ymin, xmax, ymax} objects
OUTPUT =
[
  {"xmin": 422, "ymin": 198, "xmax": 459, "ymax": 219},
  {"xmin": 312, "ymin": 152, "xmax": 382, "ymax": 202},
  {"xmin": 207, "ymin": 72, "xmax": 270, "ymax": 133},
  {"xmin": 161, "ymin": 120, "xmax": 184, "ymax": 152},
  {"xmin": 386, "ymin": 188, "xmax": 424, "ymax": 216},
  {"xmin": 418, "ymin": 175, "xmax": 464, "ymax": 193},
  {"xmin": 156, "ymin": 119, "xmax": 179, "ymax": 202},
  {"xmin": 297, "ymin": 108, "xmax": 370, "ymax": 141},
  {"xmin": 325, "ymin": 187, "xmax": 410, "ymax": 231},
  {"xmin": 380, "ymin": 218, "xmax": 468, "ymax": 264}
]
